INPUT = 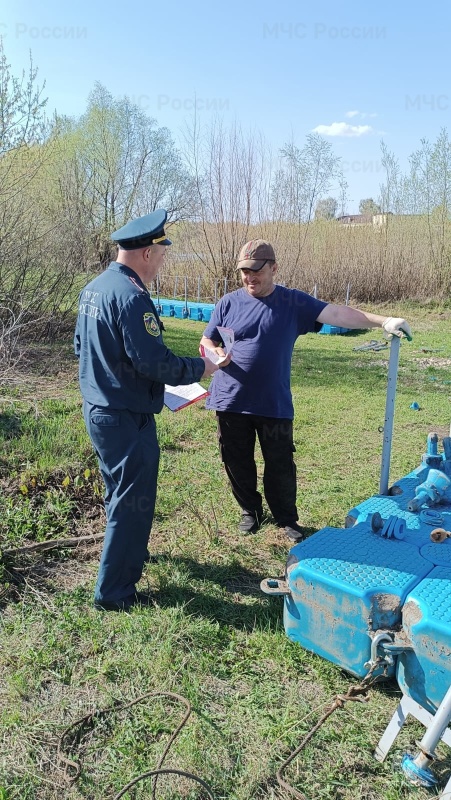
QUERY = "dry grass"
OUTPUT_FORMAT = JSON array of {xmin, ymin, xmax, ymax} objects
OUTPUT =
[{"xmin": 160, "ymin": 217, "xmax": 451, "ymax": 304}]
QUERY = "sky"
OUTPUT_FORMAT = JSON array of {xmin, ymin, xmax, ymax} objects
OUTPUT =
[{"xmin": 2, "ymin": 0, "xmax": 450, "ymax": 213}]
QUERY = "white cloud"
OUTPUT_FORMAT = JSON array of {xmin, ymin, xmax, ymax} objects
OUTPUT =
[
  {"xmin": 312, "ymin": 122, "xmax": 374, "ymax": 137},
  {"xmin": 345, "ymin": 110, "xmax": 378, "ymax": 119}
]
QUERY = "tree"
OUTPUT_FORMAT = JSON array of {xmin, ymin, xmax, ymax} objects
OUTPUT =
[
  {"xmin": 359, "ymin": 198, "xmax": 381, "ymax": 216},
  {"xmin": 380, "ymin": 130, "xmax": 451, "ymax": 217},
  {"xmin": 379, "ymin": 141, "xmax": 402, "ymax": 213},
  {"xmin": 272, "ymin": 134, "xmax": 342, "ymax": 224},
  {"xmin": 379, "ymin": 130, "xmax": 451, "ymax": 290},
  {"xmin": 269, "ymin": 133, "xmax": 344, "ymax": 285},
  {"xmin": 49, "ymin": 83, "xmax": 195, "ymax": 268},
  {"xmin": 0, "ymin": 38, "xmax": 47, "ymax": 153},
  {"xmin": 315, "ymin": 197, "xmax": 337, "ymax": 220},
  {"xmin": 180, "ymin": 115, "xmax": 271, "ymax": 283},
  {"xmin": 0, "ymin": 39, "xmax": 58, "ymax": 375}
]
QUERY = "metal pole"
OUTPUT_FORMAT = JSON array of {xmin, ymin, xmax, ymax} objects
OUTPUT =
[
  {"xmin": 345, "ymin": 282, "xmax": 351, "ymax": 305},
  {"xmin": 313, "ymin": 284, "xmax": 317, "ymax": 298},
  {"xmin": 417, "ymin": 683, "xmax": 451, "ymax": 759},
  {"xmin": 402, "ymin": 683, "xmax": 451, "ymax": 787},
  {"xmin": 379, "ymin": 336, "xmax": 401, "ymax": 495},
  {"xmin": 214, "ymin": 280, "xmax": 218, "ymax": 304},
  {"xmin": 173, "ymin": 276, "xmax": 178, "ymax": 299},
  {"xmin": 156, "ymin": 275, "xmax": 160, "ymax": 305},
  {"xmin": 184, "ymin": 276, "xmax": 188, "ymax": 312},
  {"xmin": 224, "ymin": 278, "xmax": 228, "ymax": 297},
  {"xmin": 197, "ymin": 276, "xmax": 201, "ymax": 303}
]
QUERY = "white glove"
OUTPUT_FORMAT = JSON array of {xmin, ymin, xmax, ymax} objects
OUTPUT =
[{"xmin": 382, "ymin": 317, "xmax": 412, "ymax": 340}]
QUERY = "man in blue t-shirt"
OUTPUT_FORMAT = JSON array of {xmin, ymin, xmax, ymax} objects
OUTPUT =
[{"xmin": 200, "ymin": 239, "xmax": 412, "ymax": 541}]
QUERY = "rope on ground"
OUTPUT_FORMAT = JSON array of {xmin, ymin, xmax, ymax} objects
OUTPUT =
[
  {"xmin": 276, "ymin": 661, "xmax": 388, "ymax": 800},
  {"xmin": 113, "ymin": 768, "xmax": 215, "ymax": 799},
  {"xmin": 57, "ymin": 690, "xmax": 216, "ymax": 800}
]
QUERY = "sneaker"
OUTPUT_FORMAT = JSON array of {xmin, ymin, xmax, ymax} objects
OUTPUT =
[
  {"xmin": 93, "ymin": 591, "xmax": 153, "ymax": 612},
  {"xmin": 283, "ymin": 522, "xmax": 305, "ymax": 542},
  {"xmin": 239, "ymin": 510, "xmax": 262, "ymax": 533}
]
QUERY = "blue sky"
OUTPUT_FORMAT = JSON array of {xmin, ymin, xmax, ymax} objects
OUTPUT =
[{"xmin": 2, "ymin": 0, "xmax": 450, "ymax": 212}]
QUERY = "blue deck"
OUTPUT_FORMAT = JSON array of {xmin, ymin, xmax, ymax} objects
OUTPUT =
[
  {"xmin": 318, "ymin": 323, "xmax": 351, "ymax": 335},
  {"xmin": 152, "ymin": 298, "xmax": 215, "ymax": 322},
  {"xmin": 283, "ymin": 434, "xmax": 451, "ymax": 711}
]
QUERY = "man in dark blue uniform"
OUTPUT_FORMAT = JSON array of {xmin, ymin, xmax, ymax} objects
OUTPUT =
[{"xmin": 74, "ymin": 209, "xmax": 222, "ymax": 611}]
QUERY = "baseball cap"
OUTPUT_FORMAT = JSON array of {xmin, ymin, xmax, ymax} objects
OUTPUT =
[{"xmin": 236, "ymin": 239, "xmax": 276, "ymax": 271}]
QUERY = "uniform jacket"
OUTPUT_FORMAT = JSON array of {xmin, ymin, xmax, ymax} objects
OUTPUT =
[{"xmin": 74, "ymin": 262, "xmax": 204, "ymax": 412}]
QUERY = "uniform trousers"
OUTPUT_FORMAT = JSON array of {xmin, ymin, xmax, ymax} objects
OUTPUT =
[
  {"xmin": 216, "ymin": 411, "xmax": 298, "ymax": 525},
  {"xmin": 83, "ymin": 402, "xmax": 160, "ymax": 603}
]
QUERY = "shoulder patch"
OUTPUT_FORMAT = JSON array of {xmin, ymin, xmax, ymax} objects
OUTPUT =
[{"xmin": 143, "ymin": 311, "xmax": 160, "ymax": 336}]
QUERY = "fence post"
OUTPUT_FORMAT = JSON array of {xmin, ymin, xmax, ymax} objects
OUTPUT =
[
  {"xmin": 214, "ymin": 280, "xmax": 218, "ymax": 304},
  {"xmin": 197, "ymin": 276, "xmax": 201, "ymax": 303},
  {"xmin": 173, "ymin": 276, "xmax": 178, "ymax": 299}
]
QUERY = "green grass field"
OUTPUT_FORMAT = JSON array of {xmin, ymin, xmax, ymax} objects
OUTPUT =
[{"xmin": 1, "ymin": 305, "xmax": 451, "ymax": 799}]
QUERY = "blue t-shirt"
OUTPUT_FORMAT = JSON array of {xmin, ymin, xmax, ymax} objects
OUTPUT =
[{"xmin": 203, "ymin": 285, "xmax": 327, "ymax": 419}]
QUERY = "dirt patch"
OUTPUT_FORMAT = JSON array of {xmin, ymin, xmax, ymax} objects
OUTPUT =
[
  {"xmin": 371, "ymin": 593, "xmax": 401, "ymax": 614},
  {"xmin": 402, "ymin": 599, "xmax": 422, "ymax": 627},
  {"xmin": 415, "ymin": 357, "xmax": 451, "ymax": 369},
  {"xmin": 354, "ymin": 359, "xmax": 389, "ymax": 368}
]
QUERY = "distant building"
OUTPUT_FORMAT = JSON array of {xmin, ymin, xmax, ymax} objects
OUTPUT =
[
  {"xmin": 336, "ymin": 214, "xmax": 372, "ymax": 226},
  {"xmin": 372, "ymin": 213, "xmax": 392, "ymax": 226},
  {"xmin": 337, "ymin": 213, "xmax": 392, "ymax": 227}
]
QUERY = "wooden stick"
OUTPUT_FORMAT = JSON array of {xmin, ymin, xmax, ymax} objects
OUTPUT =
[{"xmin": 2, "ymin": 532, "xmax": 105, "ymax": 556}]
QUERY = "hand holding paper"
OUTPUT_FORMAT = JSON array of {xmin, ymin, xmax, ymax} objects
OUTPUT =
[
  {"xmin": 217, "ymin": 326, "xmax": 234, "ymax": 354},
  {"xmin": 201, "ymin": 347, "xmax": 228, "ymax": 365},
  {"xmin": 200, "ymin": 326, "xmax": 234, "ymax": 365}
]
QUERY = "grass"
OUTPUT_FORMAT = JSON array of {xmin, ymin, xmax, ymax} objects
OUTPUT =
[{"xmin": 0, "ymin": 306, "xmax": 451, "ymax": 799}]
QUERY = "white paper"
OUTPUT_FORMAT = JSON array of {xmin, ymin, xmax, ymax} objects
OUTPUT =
[
  {"xmin": 217, "ymin": 326, "xmax": 234, "ymax": 355},
  {"xmin": 201, "ymin": 326, "xmax": 234, "ymax": 364},
  {"xmin": 163, "ymin": 382, "xmax": 208, "ymax": 412},
  {"xmin": 201, "ymin": 347, "xmax": 226, "ymax": 365}
]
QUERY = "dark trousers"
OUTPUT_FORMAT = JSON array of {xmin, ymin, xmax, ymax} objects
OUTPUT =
[
  {"xmin": 216, "ymin": 411, "xmax": 298, "ymax": 524},
  {"xmin": 83, "ymin": 402, "xmax": 160, "ymax": 603}
]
